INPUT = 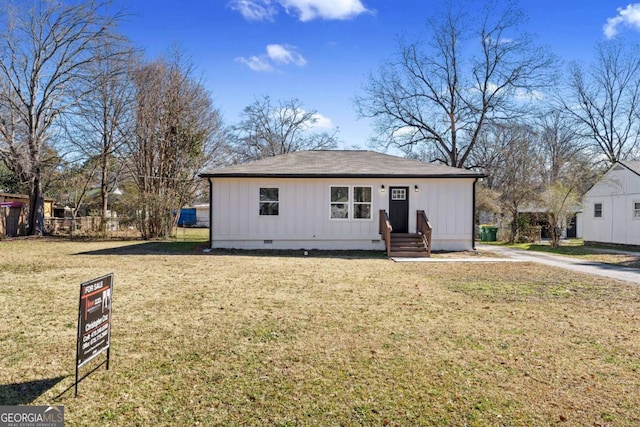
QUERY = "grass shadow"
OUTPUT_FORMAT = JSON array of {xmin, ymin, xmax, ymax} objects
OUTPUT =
[
  {"xmin": 525, "ymin": 244, "xmax": 594, "ymax": 256},
  {"xmin": 77, "ymin": 242, "xmax": 388, "ymax": 259},
  {"xmin": 76, "ymin": 241, "xmax": 209, "ymax": 255},
  {"xmin": 0, "ymin": 376, "xmax": 66, "ymax": 405},
  {"xmin": 205, "ymin": 248, "xmax": 388, "ymax": 260}
]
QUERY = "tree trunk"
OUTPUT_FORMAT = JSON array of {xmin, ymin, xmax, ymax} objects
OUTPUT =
[
  {"xmin": 549, "ymin": 225, "xmax": 561, "ymax": 248},
  {"xmin": 508, "ymin": 209, "xmax": 518, "ymax": 244},
  {"xmin": 27, "ymin": 177, "xmax": 45, "ymax": 236},
  {"xmin": 100, "ymin": 156, "xmax": 109, "ymax": 235}
]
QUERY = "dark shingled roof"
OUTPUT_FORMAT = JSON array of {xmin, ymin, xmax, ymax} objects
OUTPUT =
[{"xmin": 200, "ymin": 150, "xmax": 484, "ymax": 178}]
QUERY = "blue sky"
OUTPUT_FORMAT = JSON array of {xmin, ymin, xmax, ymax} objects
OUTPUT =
[{"xmin": 117, "ymin": 1, "xmax": 640, "ymax": 150}]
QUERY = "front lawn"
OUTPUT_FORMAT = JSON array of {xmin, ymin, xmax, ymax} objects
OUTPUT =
[{"xmin": 1, "ymin": 239, "xmax": 639, "ymax": 426}]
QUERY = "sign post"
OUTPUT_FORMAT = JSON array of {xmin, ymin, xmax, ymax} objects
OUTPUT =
[{"xmin": 75, "ymin": 273, "xmax": 113, "ymax": 397}]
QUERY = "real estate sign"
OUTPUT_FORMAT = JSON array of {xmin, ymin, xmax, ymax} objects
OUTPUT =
[{"xmin": 77, "ymin": 273, "xmax": 113, "ymax": 368}]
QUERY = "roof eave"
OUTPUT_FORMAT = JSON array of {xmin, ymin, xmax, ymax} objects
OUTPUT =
[
  {"xmin": 618, "ymin": 161, "xmax": 640, "ymax": 179},
  {"xmin": 200, "ymin": 172, "xmax": 486, "ymax": 179}
]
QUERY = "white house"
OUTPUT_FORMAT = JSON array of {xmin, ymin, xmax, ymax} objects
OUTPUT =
[
  {"xmin": 199, "ymin": 150, "xmax": 484, "ymax": 254},
  {"xmin": 193, "ymin": 203, "xmax": 210, "ymax": 227},
  {"xmin": 581, "ymin": 161, "xmax": 640, "ymax": 246}
]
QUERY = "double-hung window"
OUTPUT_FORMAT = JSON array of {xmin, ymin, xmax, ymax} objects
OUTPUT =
[
  {"xmin": 594, "ymin": 203, "xmax": 602, "ymax": 218},
  {"xmin": 634, "ymin": 202, "xmax": 640, "ymax": 219},
  {"xmin": 330, "ymin": 186, "xmax": 372, "ymax": 219},
  {"xmin": 259, "ymin": 188, "xmax": 279, "ymax": 216},
  {"xmin": 330, "ymin": 186, "xmax": 349, "ymax": 219},
  {"xmin": 353, "ymin": 186, "xmax": 372, "ymax": 219}
]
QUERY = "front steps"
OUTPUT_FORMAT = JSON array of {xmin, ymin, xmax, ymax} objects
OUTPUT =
[{"xmin": 389, "ymin": 233, "xmax": 430, "ymax": 257}]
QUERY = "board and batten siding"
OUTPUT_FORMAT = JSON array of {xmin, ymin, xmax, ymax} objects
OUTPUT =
[
  {"xmin": 582, "ymin": 165, "xmax": 640, "ymax": 245},
  {"xmin": 209, "ymin": 177, "xmax": 475, "ymax": 251}
]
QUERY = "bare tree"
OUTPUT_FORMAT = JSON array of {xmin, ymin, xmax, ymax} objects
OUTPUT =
[
  {"xmin": 540, "ymin": 182, "xmax": 578, "ymax": 248},
  {"xmin": 355, "ymin": 0, "xmax": 555, "ymax": 168},
  {"xmin": 533, "ymin": 109, "xmax": 598, "ymax": 247},
  {"xmin": 63, "ymin": 41, "xmax": 137, "ymax": 233},
  {"xmin": 0, "ymin": 157, "xmax": 24, "ymax": 194},
  {"xmin": 539, "ymin": 157, "xmax": 594, "ymax": 248},
  {"xmin": 126, "ymin": 51, "xmax": 225, "ymax": 239},
  {"xmin": 53, "ymin": 158, "xmax": 98, "ymax": 220},
  {"xmin": 535, "ymin": 109, "xmax": 583, "ymax": 185},
  {"xmin": 481, "ymin": 122, "xmax": 543, "ymax": 243},
  {"xmin": 468, "ymin": 125, "xmax": 509, "ymax": 189},
  {"xmin": 230, "ymin": 96, "xmax": 338, "ymax": 162},
  {"xmin": 561, "ymin": 39, "xmax": 640, "ymax": 164},
  {"xmin": 0, "ymin": 0, "xmax": 123, "ymax": 235}
]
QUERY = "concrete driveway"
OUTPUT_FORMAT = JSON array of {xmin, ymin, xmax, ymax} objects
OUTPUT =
[{"xmin": 477, "ymin": 244, "xmax": 640, "ymax": 285}]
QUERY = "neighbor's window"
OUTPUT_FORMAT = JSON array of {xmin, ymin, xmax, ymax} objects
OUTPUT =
[
  {"xmin": 259, "ymin": 188, "xmax": 279, "ymax": 216},
  {"xmin": 634, "ymin": 202, "xmax": 640, "ymax": 218},
  {"xmin": 353, "ymin": 186, "xmax": 372, "ymax": 219},
  {"xmin": 594, "ymin": 203, "xmax": 602, "ymax": 218},
  {"xmin": 330, "ymin": 186, "xmax": 349, "ymax": 219}
]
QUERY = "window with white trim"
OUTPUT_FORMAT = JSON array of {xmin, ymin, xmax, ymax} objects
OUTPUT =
[
  {"xmin": 330, "ymin": 186, "xmax": 349, "ymax": 219},
  {"xmin": 353, "ymin": 186, "xmax": 372, "ymax": 219},
  {"xmin": 594, "ymin": 203, "xmax": 602, "ymax": 218},
  {"xmin": 259, "ymin": 188, "xmax": 279, "ymax": 216},
  {"xmin": 634, "ymin": 202, "xmax": 640, "ymax": 218},
  {"xmin": 391, "ymin": 188, "xmax": 407, "ymax": 201}
]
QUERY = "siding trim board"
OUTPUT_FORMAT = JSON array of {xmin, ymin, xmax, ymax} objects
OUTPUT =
[{"xmin": 202, "ymin": 173, "xmax": 484, "ymax": 179}]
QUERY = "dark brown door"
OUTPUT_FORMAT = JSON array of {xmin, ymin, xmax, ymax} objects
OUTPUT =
[{"xmin": 389, "ymin": 187, "xmax": 409, "ymax": 233}]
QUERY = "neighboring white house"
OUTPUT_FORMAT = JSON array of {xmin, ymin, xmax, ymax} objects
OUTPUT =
[
  {"xmin": 193, "ymin": 203, "xmax": 210, "ymax": 227},
  {"xmin": 200, "ymin": 151, "xmax": 484, "ymax": 253},
  {"xmin": 581, "ymin": 161, "xmax": 640, "ymax": 246}
]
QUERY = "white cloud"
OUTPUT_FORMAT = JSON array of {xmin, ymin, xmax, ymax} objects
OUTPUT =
[
  {"xmin": 390, "ymin": 126, "xmax": 416, "ymax": 139},
  {"xmin": 234, "ymin": 56, "xmax": 274, "ymax": 72},
  {"xmin": 229, "ymin": 0, "xmax": 370, "ymax": 22},
  {"xmin": 236, "ymin": 44, "xmax": 306, "ymax": 72},
  {"xmin": 604, "ymin": 4, "xmax": 640, "ymax": 39},
  {"xmin": 229, "ymin": 0, "xmax": 277, "ymax": 21},
  {"xmin": 266, "ymin": 44, "xmax": 307, "ymax": 66},
  {"xmin": 310, "ymin": 112, "xmax": 333, "ymax": 129},
  {"xmin": 514, "ymin": 88, "xmax": 545, "ymax": 101},
  {"xmin": 275, "ymin": 108, "xmax": 333, "ymax": 130},
  {"xmin": 280, "ymin": 0, "xmax": 369, "ymax": 21},
  {"xmin": 484, "ymin": 36, "xmax": 514, "ymax": 45}
]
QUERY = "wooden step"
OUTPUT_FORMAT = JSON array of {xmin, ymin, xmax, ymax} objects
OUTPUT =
[
  {"xmin": 391, "ymin": 241, "xmax": 424, "ymax": 248},
  {"xmin": 388, "ymin": 233, "xmax": 429, "ymax": 258},
  {"xmin": 389, "ymin": 251, "xmax": 430, "ymax": 258}
]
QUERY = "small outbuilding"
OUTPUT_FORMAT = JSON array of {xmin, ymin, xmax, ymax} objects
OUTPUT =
[
  {"xmin": 199, "ymin": 150, "xmax": 484, "ymax": 255},
  {"xmin": 193, "ymin": 203, "xmax": 210, "ymax": 227},
  {"xmin": 581, "ymin": 161, "xmax": 640, "ymax": 246},
  {"xmin": 0, "ymin": 192, "xmax": 55, "ymax": 237},
  {"xmin": 0, "ymin": 192, "xmax": 55, "ymax": 218},
  {"xmin": 0, "ymin": 201, "xmax": 25, "ymax": 237}
]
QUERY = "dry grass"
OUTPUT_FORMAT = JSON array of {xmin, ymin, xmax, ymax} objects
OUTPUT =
[
  {"xmin": 496, "ymin": 240, "xmax": 640, "ymax": 269},
  {"xmin": 1, "ymin": 239, "xmax": 640, "ymax": 426}
]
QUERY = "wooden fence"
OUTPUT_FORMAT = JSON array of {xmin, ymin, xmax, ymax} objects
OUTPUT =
[{"xmin": 44, "ymin": 217, "xmax": 140, "ymax": 238}]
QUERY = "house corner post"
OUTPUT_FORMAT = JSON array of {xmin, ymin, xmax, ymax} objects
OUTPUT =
[
  {"xmin": 208, "ymin": 178, "xmax": 213, "ymax": 249},
  {"xmin": 472, "ymin": 178, "xmax": 478, "ymax": 250}
]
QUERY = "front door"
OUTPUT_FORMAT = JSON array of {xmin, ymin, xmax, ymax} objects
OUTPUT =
[{"xmin": 389, "ymin": 187, "xmax": 409, "ymax": 233}]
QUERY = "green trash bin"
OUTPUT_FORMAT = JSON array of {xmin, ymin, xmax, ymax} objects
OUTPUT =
[
  {"xmin": 480, "ymin": 227, "xmax": 487, "ymax": 241},
  {"xmin": 485, "ymin": 226, "xmax": 498, "ymax": 242}
]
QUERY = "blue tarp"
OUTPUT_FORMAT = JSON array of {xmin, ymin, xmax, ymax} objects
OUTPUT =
[{"xmin": 177, "ymin": 208, "xmax": 196, "ymax": 226}]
